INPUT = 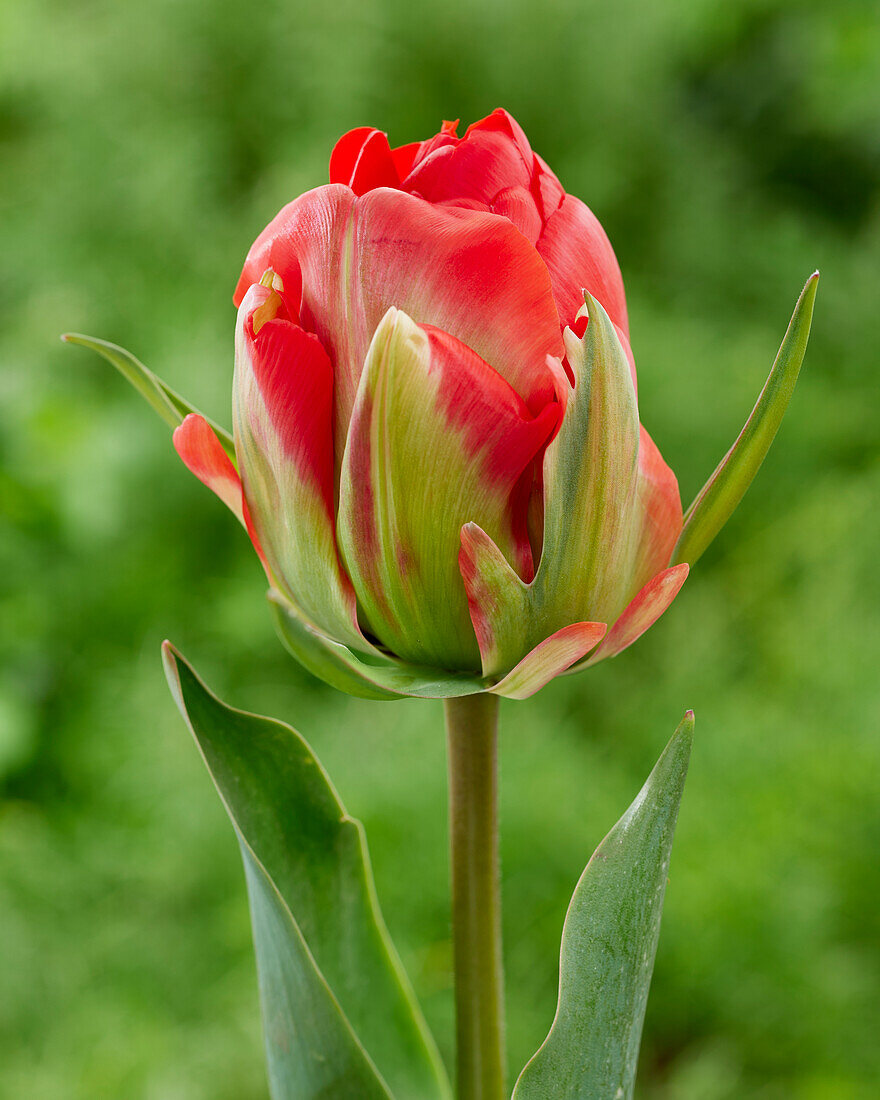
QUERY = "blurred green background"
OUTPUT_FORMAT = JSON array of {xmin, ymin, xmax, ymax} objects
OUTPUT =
[{"xmin": 2, "ymin": 0, "xmax": 878, "ymax": 1095}]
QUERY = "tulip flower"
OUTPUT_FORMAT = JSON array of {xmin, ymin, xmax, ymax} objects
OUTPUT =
[
  {"xmin": 66, "ymin": 109, "xmax": 817, "ymax": 1100},
  {"xmin": 140, "ymin": 109, "xmax": 809, "ymax": 703}
]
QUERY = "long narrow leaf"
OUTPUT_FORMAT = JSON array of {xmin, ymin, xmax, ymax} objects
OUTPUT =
[
  {"xmin": 62, "ymin": 333, "xmax": 236, "ymax": 462},
  {"xmin": 163, "ymin": 644, "xmax": 452, "ymax": 1100},
  {"xmin": 671, "ymin": 273, "xmax": 818, "ymax": 566},
  {"xmin": 513, "ymin": 712, "xmax": 694, "ymax": 1100}
]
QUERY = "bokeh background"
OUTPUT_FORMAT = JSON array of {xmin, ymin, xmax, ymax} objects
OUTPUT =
[{"xmin": 2, "ymin": 0, "xmax": 879, "ymax": 1095}]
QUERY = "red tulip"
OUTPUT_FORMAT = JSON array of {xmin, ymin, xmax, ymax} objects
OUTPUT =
[{"xmin": 163, "ymin": 110, "xmax": 816, "ymax": 699}]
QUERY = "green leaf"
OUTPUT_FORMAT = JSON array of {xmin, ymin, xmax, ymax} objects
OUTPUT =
[
  {"xmin": 62, "ymin": 333, "xmax": 236, "ymax": 463},
  {"xmin": 512, "ymin": 712, "xmax": 694, "ymax": 1100},
  {"xmin": 162, "ymin": 644, "xmax": 452, "ymax": 1100},
  {"xmin": 671, "ymin": 273, "xmax": 818, "ymax": 567},
  {"xmin": 239, "ymin": 843, "xmax": 393, "ymax": 1099}
]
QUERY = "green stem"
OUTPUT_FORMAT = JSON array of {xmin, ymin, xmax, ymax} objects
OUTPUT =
[{"xmin": 445, "ymin": 693, "xmax": 505, "ymax": 1100}]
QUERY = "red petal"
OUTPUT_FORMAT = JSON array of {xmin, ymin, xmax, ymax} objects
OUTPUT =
[
  {"xmin": 234, "ymin": 185, "xmax": 346, "ymax": 310},
  {"xmin": 493, "ymin": 186, "xmax": 542, "ymax": 243},
  {"xmin": 532, "ymin": 154, "xmax": 565, "ymax": 222},
  {"xmin": 244, "ymin": 308, "xmax": 336, "ymax": 519},
  {"xmin": 329, "ymin": 127, "xmax": 401, "ymax": 195},
  {"xmin": 173, "ymin": 413, "xmax": 243, "ymax": 518},
  {"xmin": 537, "ymin": 193, "xmax": 629, "ymax": 337},
  {"xmin": 491, "ymin": 621, "xmax": 607, "ymax": 699},
  {"xmin": 237, "ymin": 186, "xmax": 564, "ymax": 460},
  {"xmin": 173, "ymin": 413, "xmax": 267, "ymax": 566},
  {"xmin": 403, "ymin": 126, "xmax": 533, "ymax": 207},
  {"xmin": 465, "ymin": 108, "xmax": 533, "ymax": 162},
  {"xmin": 390, "ymin": 140, "xmax": 421, "ymax": 179},
  {"xmin": 348, "ymin": 129, "xmax": 400, "ymax": 195},
  {"xmin": 329, "ymin": 127, "xmax": 377, "ymax": 186}
]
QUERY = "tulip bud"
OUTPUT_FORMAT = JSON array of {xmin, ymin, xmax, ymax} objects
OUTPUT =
[{"xmin": 151, "ymin": 110, "xmax": 816, "ymax": 698}]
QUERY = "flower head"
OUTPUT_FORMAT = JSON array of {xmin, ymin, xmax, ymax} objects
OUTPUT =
[{"xmin": 166, "ymin": 110, "xmax": 816, "ymax": 699}]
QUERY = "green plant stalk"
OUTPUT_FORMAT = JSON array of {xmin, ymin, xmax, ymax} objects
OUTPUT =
[{"xmin": 445, "ymin": 693, "xmax": 505, "ymax": 1100}]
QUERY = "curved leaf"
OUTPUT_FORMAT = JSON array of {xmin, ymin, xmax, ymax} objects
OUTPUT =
[
  {"xmin": 671, "ymin": 273, "xmax": 818, "ymax": 566},
  {"xmin": 62, "ymin": 332, "xmax": 236, "ymax": 462},
  {"xmin": 513, "ymin": 712, "xmax": 694, "ymax": 1100},
  {"xmin": 163, "ymin": 644, "xmax": 452, "ymax": 1100}
]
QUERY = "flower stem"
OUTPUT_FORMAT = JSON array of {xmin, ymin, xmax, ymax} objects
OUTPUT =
[{"xmin": 445, "ymin": 693, "xmax": 505, "ymax": 1100}]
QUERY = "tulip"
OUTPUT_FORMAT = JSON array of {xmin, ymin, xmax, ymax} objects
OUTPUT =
[
  {"xmin": 176, "ymin": 112, "xmax": 668, "ymax": 698},
  {"xmin": 66, "ymin": 110, "xmax": 817, "ymax": 1100},
  {"xmin": 70, "ymin": 110, "xmax": 816, "ymax": 701}
]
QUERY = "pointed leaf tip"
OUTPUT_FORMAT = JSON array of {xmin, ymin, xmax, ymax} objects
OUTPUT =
[
  {"xmin": 64, "ymin": 332, "xmax": 236, "ymax": 462},
  {"xmin": 513, "ymin": 712, "xmax": 693, "ymax": 1100},
  {"xmin": 671, "ymin": 273, "xmax": 818, "ymax": 568},
  {"xmin": 163, "ymin": 645, "xmax": 451, "ymax": 1099}
]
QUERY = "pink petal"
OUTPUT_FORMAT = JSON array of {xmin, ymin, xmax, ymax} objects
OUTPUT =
[
  {"xmin": 491, "ymin": 621, "xmax": 607, "ymax": 699},
  {"xmin": 584, "ymin": 563, "xmax": 689, "ymax": 666}
]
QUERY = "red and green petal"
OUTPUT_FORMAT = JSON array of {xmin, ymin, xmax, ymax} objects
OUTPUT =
[
  {"xmin": 628, "ymin": 425, "xmax": 684, "ymax": 595},
  {"xmin": 536, "ymin": 296, "xmax": 642, "ymax": 623},
  {"xmin": 233, "ymin": 281, "xmax": 364, "ymax": 651},
  {"xmin": 459, "ymin": 522, "xmax": 608, "ymax": 685},
  {"xmin": 460, "ymin": 294, "xmax": 685, "ymax": 677},
  {"xmin": 235, "ymin": 187, "xmax": 564, "ymax": 468},
  {"xmin": 337, "ymin": 309, "xmax": 558, "ymax": 671}
]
